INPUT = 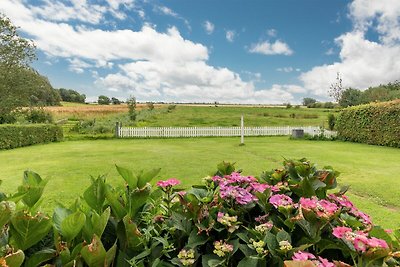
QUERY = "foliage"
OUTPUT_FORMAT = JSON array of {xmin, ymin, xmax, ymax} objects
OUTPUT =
[
  {"xmin": 307, "ymin": 102, "xmax": 338, "ymax": 109},
  {"xmin": 1, "ymin": 160, "xmax": 399, "ymax": 267},
  {"xmin": 147, "ymin": 102, "xmax": 155, "ymax": 110},
  {"xmin": 339, "ymin": 88, "xmax": 363, "ymax": 107},
  {"xmin": 336, "ymin": 100, "xmax": 400, "ymax": 147},
  {"xmin": 327, "ymin": 114, "xmax": 335, "ymax": 130},
  {"xmin": 24, "ymin": 108, "xmax": 54, "ymax": 123},
  {"xmin": 329, "ymin": 72, "xmax": 344, "ymax": 103},
  {"xmin": 0, "ymin": 124, "xmax": 63, "ymax": 149},
  {"xmin": 57, "ymin": 88, "xmax": 86, "ymax": 103},
  {"xmin": 127, "ymin": 96, "xmax": 137, "ymax": 121},
  {"xmin": 112, "ymin": 97, "xmax": 121, "ymax": 105},
  {"xmin": 302, "ymin": 98, "xmax": 317, "ymax": 107},
  {"xmin": 98, "ymin": 95, "xmax": 111, "ymax": 105}
]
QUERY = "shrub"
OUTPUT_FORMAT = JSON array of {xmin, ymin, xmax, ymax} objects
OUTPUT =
[
  {"xmin": 0, "ymin": 160, "xmax": 399, "ymax": 266},
  {"xmin": 336, "ymin": 100, "xmax": 400, "ymax": 147},
  {"xmin": 328, "ymin": 113, "xmax": 336, "ymax": 130},
  {"xmin": 24, "ymin": 107, "xmax": 53, "ymax": 123},
  {"xmin": 147, "ymin": 102, "xmax": 155, "ymax": 110},
  {"xmin": 0, "ymin": 124, "xmax": 63, "ymax": 149}
]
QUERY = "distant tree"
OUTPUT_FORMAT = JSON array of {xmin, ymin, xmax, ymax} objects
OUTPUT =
[
  {"xmin": 0, "ymin": 13, "xmax": 37, "ymax": 123},
  {"xmin": 98, "ymin": 95, "xmax": 111, "ymax": 105},
  {"xmin": 111, "ymin": 97, "xmax": 121, "ymax": 105},
  {"xmin": 329, "ymin": 72, "xmax": 344, "ymax": 103},
  {"xmin": 58, "ymin": 88, "xmax": 86, "ymax": 103},
  {"xmin": 127, "ymin": 96, "xmax": 137, "ymax": 121},
  {"xmin": 302, "ymin": 97, "xmax": 317, "ymax": 107},
  {"xmin": 339, "ymin": 88, "xmax": 363, "ymax": 107}
]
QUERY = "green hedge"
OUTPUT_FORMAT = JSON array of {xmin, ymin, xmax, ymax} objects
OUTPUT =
[
  {"xmin": 336, "ymin": 100, "xmax": 400, "ymax": 147},
  {"xmin": 0, "ymin": 124, "xmax": 63, "ymax": 149}
]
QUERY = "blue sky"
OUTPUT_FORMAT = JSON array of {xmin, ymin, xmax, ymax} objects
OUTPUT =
[{"xmin": 2, "ymin": 0, "xmax": 400, "ymax": 103}]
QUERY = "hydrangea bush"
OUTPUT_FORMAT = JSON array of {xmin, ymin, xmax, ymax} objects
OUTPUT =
[{"xmin": 0, "ymin": 159, "xmax": 399, "ymax": 266}]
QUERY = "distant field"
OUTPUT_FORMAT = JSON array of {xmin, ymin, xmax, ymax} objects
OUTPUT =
[{"xmin": 0, "ymin": 137, "xmax": 399, "ymax": 229}]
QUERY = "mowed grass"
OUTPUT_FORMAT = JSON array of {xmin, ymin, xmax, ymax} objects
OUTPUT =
[{"xmin": 1, "ymin": 137, "xmax": 399, "ymax": 229}]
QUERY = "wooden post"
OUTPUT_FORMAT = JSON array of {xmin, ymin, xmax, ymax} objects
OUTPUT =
[
  {"xmin": 240, "ymin": 115, "xmax": 244, "ymax": 145},
  {"xmin": 115, "ymin": 122, "xmax": 120, "ymax": 138}
]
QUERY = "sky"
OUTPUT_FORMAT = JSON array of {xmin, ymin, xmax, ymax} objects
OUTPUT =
[{"xmin": 1, "ymin": 0, "xmax": 400, "ymax": 104}]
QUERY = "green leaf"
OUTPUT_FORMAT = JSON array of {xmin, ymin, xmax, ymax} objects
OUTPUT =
[
  {"xmin": 122, "ymin": 215, "xmax": 142, "ymax": 250},
  {"xmin": 127, "ymin": 186, "xmax": 151, "ymax": 218},
  {"xmin": 238, "ymin": 256, "xmax": 263, "ymax": 267},
  {"xmin": 276, "ymin": 229, "xmax": 292, "ymax": 243},
  {"xmin": 137, "ymin": 168, "xmax": 161, "ymax": 189},
  {"xmin": 83, "ymin": 208, "xmax": 110, "ymax": 242},
  {"xmin": 83, "ymin": 176, "xmax": 106, "ymax": 213},
  {"xmin": 296, "ymin": 219, "xmax": 318, "ymax": 240},
  {"xmin": 116, "ymin": 165, "xmax": 137, "ymax": 188},
  {"xmin": 61, "ymin": 211, "xmax": 86, "ymax": 242},
  {"xmin": 24, "ymin": 249, "xmax": 56, "ymax": 267},
  {"xmin": 187, "ymin": 229, "xmax": 208, "ymax": 248},
  {"xmin": 369, "ymin": 226, "xmax": 392, "ymax": 245},
  {"xmin": 52, "ymin": 206, "xmax": 71, "ymax": 234},
  {"xmin": 264, "ymin": 232, "xmax": 278, "ymax": 256},
  {"xmin": 0, "ymin": 201, "xmax": 15, "ymax": 228},
  {"xmin": 105, "ymin": 242, "xmax": 117, "ymax": 267},
  {"xmin": 3, "ymin": 250, "xmax": 24, "ymax": 267},
  {"xmin": 104, "ymin": 185, "xmax": 126, "ymax": 221},
  {"xmin": 81, "ymin": 234, "xmax": 107, "ymax": 267},
  {"xmin": 10, "ymin": 211, "xmax": 52, "ymax": 250},
  {"xmin": 18, "ymin": 171, "xmax": 48, "ymax": 208}
]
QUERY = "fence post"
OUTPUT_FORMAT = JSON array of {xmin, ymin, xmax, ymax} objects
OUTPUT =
[
  {"xmin": 240, "ymin": 115, "xmax": 244, "ymax": 145},
  {"xmin": 115, "ymin": 122, "xmax": 120, "ymax": 138}
]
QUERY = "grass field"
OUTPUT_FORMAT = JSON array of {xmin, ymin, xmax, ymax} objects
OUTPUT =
[{"xmin": 1, "ymin": 137, "xmax": 399, "ymax": 229}]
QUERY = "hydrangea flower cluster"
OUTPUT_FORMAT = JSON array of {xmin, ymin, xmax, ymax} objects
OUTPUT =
[
  {"xmin": 213, "ymin": 240, "xmax": 234, "ymax": 257},
  {"xmin": 292, "ymin": 251, "xmax": 335, "ymax": 267},
  {"xmin": 328, "ymin": 194, "xmax": 372, "ymax": 226},
  {"xmin": 255, "ymin": 221, "xmax": 273, "ymax": 234},
  {"xmin": 249, "ymin": 239, "xmax": 268, "ymax": 255},
  {"xmin": 213, "ymin": 172, "xmax": 274, "ymax": 205},
  {"xmin": 156, "ymin": 178, "xmax": 181, "ymax": 188},
  {"xmin": 217, "ymin": 212, "xmax": 239, "ymax": 233},
  {"xmin": 269, "ymin": 194, "xmax": 293, "ymax": 209},
  {"xmin": 300, "ymin": 197, "xmax": 339, "ymax": 219},
  {"xmin": 332, "ymin": 226, "xmax": 388, "ymax": 252},
  {"xmin": 177, "ymin": 249, "xmax": 195, "ymax": 266}
]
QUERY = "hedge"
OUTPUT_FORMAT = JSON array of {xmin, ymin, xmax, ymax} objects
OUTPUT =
[
  {"xmin": 0, "ymin": 124, "xmax": 63, "ymax": 149},
  {"xmin": 336, "ymin": 100, "xmax": 400, "ymax": 147}
]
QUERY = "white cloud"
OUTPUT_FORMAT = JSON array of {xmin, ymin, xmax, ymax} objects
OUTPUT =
[
  {"xmin": 325, "ymin": 48, "xmax": 335, "ymax": 55},
  {"xmin": 153, "ymin": 4, "xmax": 191, "ymax": 31},
  {"xmin": 203, "ymin": 20, "xmax": 215, "ymax": 35},
  {"xmin": 249, "ymin": 40, "xmax": 293, "ymax": 55},
  {"xmin": 299, "ymin": 0, "xmax": 400, "ymax": 98},
  {"xmin": 225, "ymin": 30, "xmax": 236, "ymax": 42},
  {"xmin": 277, "ymin": 67, "xmax": 294, "ymax": 72},
  {"xmin": 267, "ymin": 28, "xmax": 277, "ymax": 37},
  {"xmin": 68, "ymin": 58, "xmax": 92, "ymax": 73}
]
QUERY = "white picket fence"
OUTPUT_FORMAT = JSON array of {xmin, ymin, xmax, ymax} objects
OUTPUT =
[{"xmin": 117, "ymin": 126, "xmax": 336, "ymax": 138}]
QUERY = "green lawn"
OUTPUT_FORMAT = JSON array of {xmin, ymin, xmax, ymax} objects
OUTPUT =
[{"xmin": 1, "ymin": 137, "xmax": 399, "ymax": 229}]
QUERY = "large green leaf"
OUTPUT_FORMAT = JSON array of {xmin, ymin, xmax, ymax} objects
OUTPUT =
[
  {"xmin": 127, "ymin": 186, "xmax": 151, "ymax": 218},
  {"xmin": 83, "ymin": 176, "xmax": 106, "ymax": 213},
  {"xmin": 237, "ymin": 256, "xmax": 264, "ymax": 267},
  {"xmin": 10, "ymin": 211, "xmax": 52, "ymax": 250},
  {"xmin": 83, "ymin": 208, "xmax": 110, "ymax": 242},
  {"xmin": 116, "ymin": 165, "xmax": 137, "ymax": 188},
  {"xmin": 187, "ymin": 229, "xmax": 208, "ymax": 248},
  {"xmin": 0, "ymin": 201, "xmax": 15, "ymax": 228},
  {"xmin": 18, "ymin": 171, "xmax": 48, "ymax": 208},
  {"xmin": 3, "ymin": 250, "xmax": 24, "ymax": 267},
  {"xmin": 122, "ymin": 215, "xmax": 142, "ymax": 250},
  {"xmin": 24, "ymin": 249, "xmax": 56, "ymax": 267},
  {"xmin": 105, "ymin": 242, "xmax": 117, "ymax": 266},
  {"xmin": 81, "ymin": 234, "xmax": 107, "ymax": 267},
  {"xmin": 61, "ymin": 211, "xmax": 86, "ymax": 242},
  {"xmin": 104, "ymin": 186, "xmax": 126, "ymax": 221},
  {"xmin": 52, "ymin": 206, "xmax": 71, "ymax": 234},
  {"xmin": 136, "ymin": 168, "xmax": 161, "ymax": 189}
]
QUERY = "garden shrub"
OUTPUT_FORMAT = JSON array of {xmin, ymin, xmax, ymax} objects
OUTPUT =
[
  {"xmin": 336, "ymin": 100, "xmax": 400, "ymax": 147},
  {"xmin": 0, "ymin": 124, "xmax": 63, "ymax": 149},
  {"xmin": 24, "ymin": 107, "xmax": 54, "ymax": 123},
  {"xmin": 1, "ymin": 160, "xmax": 399, "ymax": 266}
]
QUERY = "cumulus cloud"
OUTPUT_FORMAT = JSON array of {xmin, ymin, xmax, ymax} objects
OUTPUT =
[
  {"xmin": 225, "ymin": 30, "xmax": 236, "ymax": 42},
  {"xmin": 249, "ymin": 40, "xmax": 293, "ymax": 56},
  {"xmin": 203, "ymin": 20, "xmax": 215, "ymax": 34},
  {"xmin": 299, "ymin": 0, "xmax": 400, "ymax": 97},
  {"xmin": 267, "ymin": 28, "xmax": 277, "ymax": 37}
]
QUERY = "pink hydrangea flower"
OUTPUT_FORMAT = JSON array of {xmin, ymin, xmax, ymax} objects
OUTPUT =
[
  {"xmin": 300, "ymin": 197, "xmax": 318, "ymax": 210},
  {"xmin": 292, "ymin": 251, "xmax": 316, "ymax": 261},
  {"xmin": 250, "ymin": 183, "xmax": 271, "ymax": 193},
  {"xmin": 316, "ymin": 200, "xmax": 338, "ymax": 218},
  {"xmin": 156, "ymin": 178, "xmax": 181, "ymax": 188},
  {"xmin": 220, "ymin": 184, "xmax": 257, "ymax": 205},
  {"xmin": 353, "ymin": 236, "xmax": 369, "ymax": 252},
  {"xmin": 269, "ymin": 194, "xmax": 293, "ymax": 208},
  {"xmin": 368, "ymin": 237, "xmax": 388, "ymax": 249},
  {"xmin": 318, "ymin": 257, "xmax": 335, "ymax": 267},
  {"xmin": 354, "ymin": 211, "xmax": 372, "ymax": 225},
  {"xmin": 332, "ymin": 226, "xmax": 352, "ymax": 239},
  {"xmin": 328, "ymin": 194, "xmax": 354, "ymax": 209}
]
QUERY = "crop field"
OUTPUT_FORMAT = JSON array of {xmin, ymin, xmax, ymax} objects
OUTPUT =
[{"xmin": 1, "ymin": 136, "xmax": 399, "ymax": 229}]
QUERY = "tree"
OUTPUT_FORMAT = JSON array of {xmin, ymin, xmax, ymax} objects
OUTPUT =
[
  {"xmin": 58, "ymin": 88, "xmax": 86, "ymax": 103},
  {"xmin": 98, "ymin": 95, "xmax": 110, "ymax": 105},
  {"xmin": 328, "ymin": 72, "xmax": 344, "ymax": 103},
  {"xmin": 0, "ymin": 13, "xmax": 37, "ymax": 123},
  {"xmin": 147, "ymin": 101, "xmax": 154, "ymax": 110},
  {"xmin": 111, "ymin": 97, "xmax": 121, "ymax": 105},
  {"xmin": 302, "ymin": 97, "xmax": 317, "ymax": 107},
  {"xmin": 127, "ymin": 96, "xmax": 137, "ymax": 121},
  {"xmin": 339, "ymin": 88, "xmax": 363, "ymax": 107}
]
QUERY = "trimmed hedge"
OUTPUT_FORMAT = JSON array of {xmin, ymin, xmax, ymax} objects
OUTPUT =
[
  {"xmin": 0, "ymin": 124, "xmax": 63, "ymax": 149},
  {"xmin": 336, "ymin": 100, "xmax": 400, "ymax": 147}
]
